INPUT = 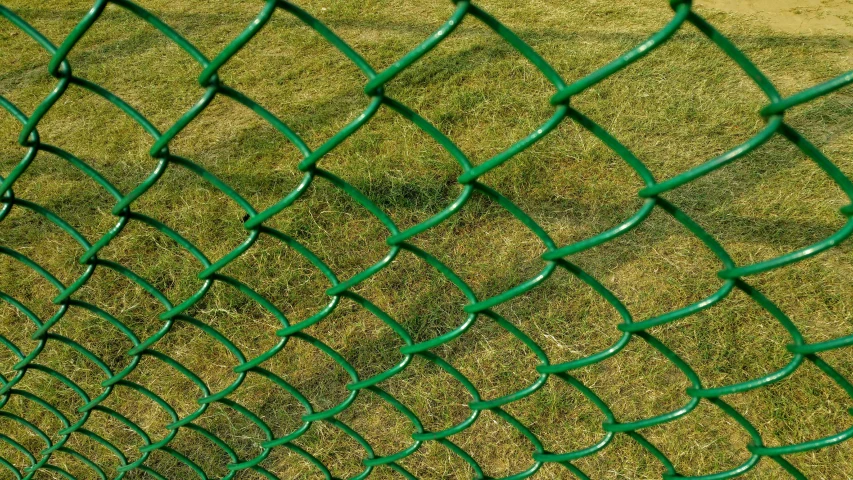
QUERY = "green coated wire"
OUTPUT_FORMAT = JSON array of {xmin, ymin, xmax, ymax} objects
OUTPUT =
[{"xmin": 1, "ymin": 1, "xmax": 852, "ymax": 479}]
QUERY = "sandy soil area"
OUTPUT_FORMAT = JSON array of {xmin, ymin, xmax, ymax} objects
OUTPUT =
[{"xmin": 699, "ymin": 0, "xmax": 853, "ymax": 35}]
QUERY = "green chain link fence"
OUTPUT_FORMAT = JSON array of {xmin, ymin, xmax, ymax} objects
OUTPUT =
[{"xmin": 1, "ymin": 0, "xmax": 853, "ymax": 478}]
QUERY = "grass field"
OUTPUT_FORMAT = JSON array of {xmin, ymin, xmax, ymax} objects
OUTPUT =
[{"xmin": 1, "ymin": 0, "xmax": 853, "ymax": 478}]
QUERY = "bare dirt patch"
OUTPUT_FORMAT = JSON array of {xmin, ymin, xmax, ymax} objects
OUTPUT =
[{"xmin": 699, "ymin": 0, "xmax": 853, "ymax": 35}]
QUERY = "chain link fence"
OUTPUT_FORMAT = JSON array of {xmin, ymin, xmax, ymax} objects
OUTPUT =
[{"xmin": 1, "ymin": 0, "xmax": 853, "ymax": 478}]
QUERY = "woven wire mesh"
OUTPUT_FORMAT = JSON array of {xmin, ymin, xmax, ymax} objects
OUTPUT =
[{"xmin": 1, "ymin": 0, "xmax": 853, "ymax": 478}]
